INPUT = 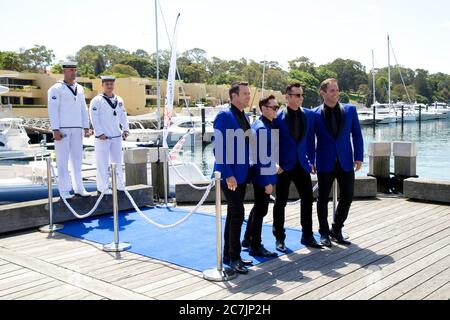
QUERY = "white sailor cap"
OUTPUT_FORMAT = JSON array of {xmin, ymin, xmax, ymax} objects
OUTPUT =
[
  {"xmin": 100, "ymin": 75, "xmax": 116, "ymax": 82},
  {"xmin": 62, "ymin": 61, "xmax": 78, "ymax": 68}
]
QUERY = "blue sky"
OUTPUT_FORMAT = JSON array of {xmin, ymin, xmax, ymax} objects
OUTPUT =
[{"xmin": 2, "ymin": 0, "xmax": 449, "ymax": 73}]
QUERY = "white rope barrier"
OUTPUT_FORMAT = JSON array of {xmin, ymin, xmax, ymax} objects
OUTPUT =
[
  {"xmin": 270, "ymin": 183, "xmax": 319, "ymax": 206},
  {"xmin": 124, "ymin": 180, "xmax": 215, "ymax": 229},
  {"xmin": 49, "ymin": 162, "xmax": 106, "ymax": 219}
]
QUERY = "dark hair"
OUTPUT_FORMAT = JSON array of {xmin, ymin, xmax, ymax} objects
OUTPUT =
[
  {"xmin": 285, "ymin": 83, "xmax": 302, "ymax": 94},
  {"xmin": 320, "ymin": 78, "xmax": 338, "ymax": 92},
  {"xmin": 259, "ymin": 95, "xmax": 276, "ymax": 111},
  {"xmin": 229, "ymin": 81, "xmax": 249, "ymax": 100}
]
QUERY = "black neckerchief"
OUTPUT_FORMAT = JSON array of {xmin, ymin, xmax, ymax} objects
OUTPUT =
[
  {"xmin": 102, "ymin": 94, "xmax": 118, "ymax": 116},
  {"xmin": 63, "ymin": 81, "xmax": 78, "ymax": 97}
]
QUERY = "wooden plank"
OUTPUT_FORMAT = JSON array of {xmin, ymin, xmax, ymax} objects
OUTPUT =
[
  {"xmin": 3, "ymin": 280, "xmax": 60, "ymax": 300},
  {"xmin": 398, "ymin": 267, "xmax": 450, "ymax": 300},
  {"xmin": 0, "ymin": 277, "xmax": 54, "ymax": 298},
  {"xmin": 349, "ymin": 250, "xmax": 450, "ymax": 300},
  {"xmin": 0, "ymin": 247, "xmax": 151, "ymax": 300},
  {"xmin": 174, "ymin": 202, "xmax": 448, "ymax": 300},
  {"xmin": 281, "ymin": 217, "xmax": 450, "ymax": 300},
  {"xmin": 246, "ymin": 215, "xmax": 450, "ymax": 300},
  {"xmin": 373, "ymin": 256, "xmax": 450, "ymax": 300},
  {"xmin": 319, "ymin": 235, "xmax": 450, "ymax": 300},
  {"xmin": 423, "ymin": 282, "xmax": 450, "ymax": 300}
]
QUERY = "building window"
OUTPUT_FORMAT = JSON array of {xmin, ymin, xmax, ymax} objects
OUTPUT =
[
  {"xmin": 79, "ymin": 82, "xmax": 93, "ymax": 91},
  {"xmin": 145, "ymin": 99, "xmax": 157, "ymax": 107}
]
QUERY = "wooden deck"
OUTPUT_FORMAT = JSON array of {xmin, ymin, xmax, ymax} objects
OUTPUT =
[{"xmin": 0, "ymin": 196, "xmax": 449, "ymax": 300}]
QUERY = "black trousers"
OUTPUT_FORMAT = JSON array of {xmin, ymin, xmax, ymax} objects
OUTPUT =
[
  {"xmin": 317, "ymin": 162, "xmax": 355, "ymax": 236},
  {"xmin": 273, "ymin": 164, "xmax": 314, "ymax": 240},
  {"xmin": 222, "ymin": 183, "xmax": 247, "ymax": 261},
  {"xmin": 243, "ymin": 184, "xmax": 271, "ymax": 250}
]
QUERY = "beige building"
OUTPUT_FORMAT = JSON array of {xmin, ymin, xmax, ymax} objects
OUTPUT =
[{"xmin": 0, "ymin": 70, "xmax": 285, "ymax": 118}]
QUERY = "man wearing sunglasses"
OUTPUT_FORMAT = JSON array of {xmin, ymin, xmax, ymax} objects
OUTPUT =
[
  {"xmin": 272, "ymin": 83, "xmax": 322, "ymax": 252},
  {"xmin": 89, "ymin": 76, "xmax": 130, "ymax": 195},
  {"xmin": 313, "ymin": 78, "xmax": 363, "ymax": 247},
  {"xmin": 241, "ymin": 95, "xmax": 279, "ymax": 258}
]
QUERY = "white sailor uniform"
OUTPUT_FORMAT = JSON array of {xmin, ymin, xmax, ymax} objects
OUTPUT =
[
  {"xmin": 47, "ymin": 81, "xmax": 90, "ymax": 194},
  {"xmin": 89, "ymin": 94, "xmax": 129, "ymax": 192}
]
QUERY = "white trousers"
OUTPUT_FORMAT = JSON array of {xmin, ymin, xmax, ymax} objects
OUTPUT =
[
  {"xmin": 94, "ymin": 137, "xmax": 125, "ymax": 192},
  {"xmin": 54, "ymin": 128, "xmax": 84, "ymax": 193}
]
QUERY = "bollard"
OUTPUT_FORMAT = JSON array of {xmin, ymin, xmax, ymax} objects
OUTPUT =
[
  {"xmin": 124, "ymin": 148, "xmax": 149, "ymax": 186},
  {"xmin": 39, "ymin": 157, "xmax": 64, "ymax": 233},
  {"xmin": 393, "ymin": 142, "xmax": 417, "ymax": 177},
  {"xmin": 103, "ymin": 164, "xmax": 131, "ymax": 252},
  {"xmin": 203, "ymin": 172, "xmax": 237, "ymax": 282},
  {"xmin": 368, "ymin": 142, "xmax": 391, "ymax": 193}
]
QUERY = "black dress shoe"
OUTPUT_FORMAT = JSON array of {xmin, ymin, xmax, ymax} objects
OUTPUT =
[
  {"xmin": 223, "ymin": 256, "xmax": 253, "ymax": 266},
  {"xmin": 330, "ymin": 230, "xmax": 352, "ymax": 245},
  {"xmin": 275, "ymin": 240, "xmax": 287, "ymax": 253},
  {"xmin": 241, "ymin": 239, "xmax": 250, "ymax": 249},
  {"xmin": 301, "ymin": 236, "xmax": 324, "ymax": 249},
  {"xmin": 320, "ymin": 235, "xmax": 332, "ymax": 247},
  {"xmin": 249, "ymin": 246, "xmax": 278, "ymax": 258},
  {"xmin": 229, "ymin": 260, "xmax": 248, "ymax": 274}
]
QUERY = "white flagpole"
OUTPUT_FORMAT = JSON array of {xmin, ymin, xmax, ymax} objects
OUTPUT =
[{"xmin": 162, "ymin": 13, "xmax": 181, "ymax": 149}]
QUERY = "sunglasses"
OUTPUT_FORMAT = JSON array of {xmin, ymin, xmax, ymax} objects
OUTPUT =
[
  {"xmin": 288, "ymin": 93, "xmax": 305, "ymax": 98},
  {"xmin": 264, "ymin": 105, "xmax": 280, "ymax": 111}
]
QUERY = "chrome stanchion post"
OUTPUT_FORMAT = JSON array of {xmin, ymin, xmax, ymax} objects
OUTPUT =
[
  {"xmin": 103, "ymin": 163, "xmax": 131, "ymax": 252},
  {"xmin": 40, "ymin": 157, "xmax": 64, "ymax": 233},
  {"xmin": 332, "ymin": 179, "xmax": 338, "ymax": 223},
  {"xmin": 163, "ymin": 147, "xmax": 169, "ymax": 206},
  {"xmin": 203, "ymin": 172, "xmax": 237, "ymax": 282}
]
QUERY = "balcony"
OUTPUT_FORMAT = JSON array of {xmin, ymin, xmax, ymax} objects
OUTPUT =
[{"xmin": 2, "ymin": 85, "xmax": 43, "ymax": 98}]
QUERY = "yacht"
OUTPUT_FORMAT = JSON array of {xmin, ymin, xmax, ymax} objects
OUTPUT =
[{"xmin": 0, "ymin": 118, "xmax": 50, "ymax": 161}]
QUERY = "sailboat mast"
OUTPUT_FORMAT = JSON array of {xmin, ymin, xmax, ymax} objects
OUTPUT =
[
  {"xmin": 387, "ymin": 34, "xmax": 392, "ymax": 109},
  {"xmin": 261, "ymin": 57, "xmax": 266, "ymax": 99},
  {"xmin": 372, "ymin": 49, "xmax": 376, "ymax": 106},
  {"xmin": 155, "ymin": 0, "xmax": 161, "ymax": 129}
]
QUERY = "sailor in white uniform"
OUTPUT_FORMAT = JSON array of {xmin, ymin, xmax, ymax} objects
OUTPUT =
[
  {"xmin": 47, "ymin": 61, "xmax": 92, "ymax": 199},
  {"xmin": 89, "ymin": 76, "xmax": 129, "ymax": 194}
]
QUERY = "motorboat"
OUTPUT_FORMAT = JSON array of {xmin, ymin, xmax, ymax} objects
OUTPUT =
[{"xmin": 0, "ymin": 118, "xmax": 50, "ymax": 161}]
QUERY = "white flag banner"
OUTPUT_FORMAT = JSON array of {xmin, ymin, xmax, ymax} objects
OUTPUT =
[{"xmin": 163, "ymin": 13, "xmax": 181, "ymax": 148}]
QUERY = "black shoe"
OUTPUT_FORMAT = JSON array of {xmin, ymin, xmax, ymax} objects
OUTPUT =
[
  {"xmin": 275, "ymin": 240, "xmax": 287, "ymax": 253},
  {"xmin": 229, "ymin": 259, "xmax": 248, "ymax": 274},
  {"xmin": 330, "ymin": 230, "xmax": 352, "ymax": 245},
  {"xmin": 301, "ymin": 236, "xmax": 324, "ymax": 249},
  {"xmin": 320, "ymin": 235, "xmax": 332, "ymax": 248},
  {"xmin": 249, "ymin": 246, "xmax": 278, "ymax": 258},
  {"xmin": 223, "ymin": 256, "xmax": 253, "ymax": 266},
  {"xmin": 241, "ymin": 239, "xmax": 250, "ymax": 249}
]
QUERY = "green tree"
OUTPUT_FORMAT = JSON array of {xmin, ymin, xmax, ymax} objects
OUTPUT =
[
  {"xmin": 339, "ymin": 92, "xmax": 350, "ymax": 103},
  {"xmin": 414, "ymin": 69, "xmax": 432, "ymax": 102},
  {"xmin": 288, "ymin": 70, "xmax": 320, "ymax": 107},
  {"xmin": 106, "ymin": 64, "xmax": 139, "ymax": 77},
  {"xmin": 119, "ymin": 56, "xmax": 153, "ymax": 77},
  {"xmin": 51, "ymin": 64, "xmax": 63, "ymax": 74},
  {"xmin": 323, "ymin": 58, "xmax": 367, "ymax": 92},
  {"xmin": 0, "ymin": 51, "xmax": 23, "ymax": 71},
  {"xmin": 20, "ymin": 45, "xmax": 55, "ymax": 72}
]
